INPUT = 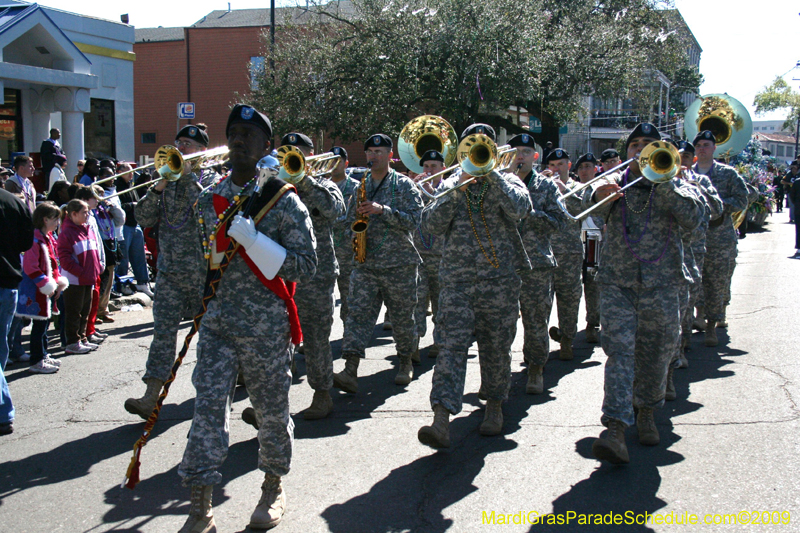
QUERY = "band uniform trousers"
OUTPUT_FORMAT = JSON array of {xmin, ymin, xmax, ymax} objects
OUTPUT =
[
  {"xmin": 703, "ymin": 229, "xmax": 737, "ymax": 322},
  {"xmin": 294, "ymin": 274, "xmax": 336, "ymax": 391},
  {"xmin": 690, "ymin": 252, "xmax": 705, "ymax": 313},
  {"xmin": 599, "ymin": 283, "xmax": 681, "ymax": 427},
  {"xmin": 415, "ymin": 257, "xmax": 441, "ymax": 342},
  {"xmin": 583, "ymin": 271, "xmax": 601, "ymax": 328},
  {"xmin": 552, "ymin": 253, "xmax": 583, "ymax": 340},
  {"xmin": 677, "ymin": 280, "xmax": 692, "ymax": 358},
  {"xmin": 335, "ymin": 247, "xmax": 355, "ymax": 323},
  {"xmin": 519, "ymin": 267, "xmax": 553, "ymax": 367},
  {"xmin": 178, "ymin": 327, "xmax": 293, "ymax": 486},
  {"xmin": 342, "ymin": 264, "xmax": 418, "ymax": 358},
  {"xmin": 144, "ymin": 271, "xmax": 203, "ymax": 383},
  {"xmin": 431, "ymin": 275, "xmax": 521, "ymax": 415}
]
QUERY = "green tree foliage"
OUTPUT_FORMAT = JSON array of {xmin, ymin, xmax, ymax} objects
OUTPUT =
[
  {"xmin": 754, "ymin": 77, "xmax": 800, "ymax": 132},
  {"xmin": 248, "ymin": 0, "xmax": 694, "ymax": 142}
]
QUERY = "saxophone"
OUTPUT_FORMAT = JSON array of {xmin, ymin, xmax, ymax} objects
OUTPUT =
[{"xmin": 351, "ymin": 164, "xmax": 371, "ymax": 263}]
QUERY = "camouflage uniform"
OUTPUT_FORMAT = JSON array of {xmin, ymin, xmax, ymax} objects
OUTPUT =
[
  {"xmin": 516, "ymin": 171, "xmax": 566, "ymax": 367},
  {"xmin": 331, "ymin": 174, "xmax": 360, "ymax": 321},
  {"xmin": 294, "ymin": 175, "xmax": 345, "ymax": 391},
  {"xmin": 423, "ymin": 170, "xmax": 532, "ymax": 414},
  {"xmin": 178, "ymin": 176, "xmax": 317, "ymax": 486},
  {"xmin": 413, "ymin": 192, "xmax": 444, "ymax": 343},
  {"xmin": 549, "ymin": 178, "xmax": 584, "ymax": 341},
  {"xmin": 583, "ymin": 171, "xmax": 705, "ymax": 427},
  {"xmin": 694, "ymin": 162, "xmax": 748, "ymax": 322},
  {"xmin": 341, "ymin": 169, "xmax": 423, "ymax": 360},
  {"xmin": 135, "ymin": 172, "xmax": 206, "ymax": 383},
  {"xmin": 582, "ymin": 215, "xmax": 604, "ymax": 329}
]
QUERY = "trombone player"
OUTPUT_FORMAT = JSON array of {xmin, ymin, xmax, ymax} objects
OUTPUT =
[
  {"xmin": 124, "ymin": 124, "xmax": 211, "ymax": 418},
  {"xmin": 585, "ymin": 123, "xmax": 706, "ymax": 464}
]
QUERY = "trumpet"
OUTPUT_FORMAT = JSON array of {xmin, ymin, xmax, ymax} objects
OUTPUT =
[
  {"xmin": 413, "ymin": 134, "xmax": 517, "ymax": 200},
  {"xmin": 91, "ymin": 145, "xmax": 228, "ymax": 200},
  {"xmin": 556, "ymin": 141, "xmax": 681, "ymax": 221},
  {"xmin": 276, "ymin": 146, "xmax": 340, "ymax": 184}
]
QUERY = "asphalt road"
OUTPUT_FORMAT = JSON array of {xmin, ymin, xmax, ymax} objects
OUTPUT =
[{"xmin": 1, "ymin": 211, "xmax": 799, "ymax": 533}]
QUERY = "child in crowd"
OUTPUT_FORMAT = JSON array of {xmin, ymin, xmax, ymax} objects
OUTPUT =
[
  {"xmin": 16, "ymin": 202, "xmax": 69, "ymax": 373},
  {"xmin": 57, "ymin": 199, "xmax": 104, "ymax": 354}
]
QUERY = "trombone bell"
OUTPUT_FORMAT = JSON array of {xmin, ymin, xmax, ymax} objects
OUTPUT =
[
  {"xmin": 398, "ymin": 115, "xmax": 458, "ymax": 173},
  {"xmin": 458, "ymin": 134, "xmax": 499, "ymax": 177},
  {"xmin": 277, "ymin": 145, "xmax": 307, "ymax": 184},
  {"xmin": 638, "ymin": 141, "xmax": 681, "ymax": 183}
]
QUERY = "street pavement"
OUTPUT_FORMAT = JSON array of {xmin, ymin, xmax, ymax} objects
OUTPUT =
[{"xmin": 1, "ymin": 211, "xmax": 799, "ymax": 533}]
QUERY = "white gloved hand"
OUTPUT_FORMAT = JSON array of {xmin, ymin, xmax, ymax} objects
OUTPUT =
[{"xmin": 227, "ymin": 215, "xmax": 258, "ymax": 249}]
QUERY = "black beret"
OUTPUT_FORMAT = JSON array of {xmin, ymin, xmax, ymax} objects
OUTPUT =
[
  {"xmin": 545, "ymin": 148, "xmax": 569, "ymax": 162},
  {"xmin": 676, "ymin": 140, "xmax": 695, "ymax": 154},
  {"xmin": 508, "ymin": 133, "xmax": 537, "ymax": 148},
  {"xmin": 281, "ymin": 132, "xmax": 314, "ymax": 149},
  {"xmin": 599, "ymin": 148, "xmax": 619, "ymax": 162},
  {"xmin": 460, "ymin": 123, "xmax": 496, "ymax": 142},
  {"xmin": 625, "ymin": 123, "xmax": 661, "ymax": 151},
  {"xmin": 575, "ymin": 153, "xmax": 598, "ymax": 167},
  {"xmin": 176, "ymin": 124, "xmax": 209, "ymax": 147},
  {"xmin": 226, "ymin": 104, "xmax": 273, "ymax": 139},
  {"xmin": 331, "ymin": 146, "xmax": 348, "ymax": 160},
  {"xmin": 692, "ymin": 130, "xmax": 717, "ymax": 146},
  {"xmin": 364, "ymin": 134, "xmax": 393, "ymax": 150},
  {"xmin": 420, "ymin": 150, "xmax": 444, "ymax": 164}
]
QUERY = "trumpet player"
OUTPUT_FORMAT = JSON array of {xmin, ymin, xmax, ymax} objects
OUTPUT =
[
  {"xmin": 507, "ymin": 133, "xmax": 566, "ymax": 394},
  {"xmin": 417, "ymin": 124, "xmax": 532, "ymax": 447},
  {"xmin": 575, "ymin": 152, "xmax": 603, "ymax": 344},
  {"xmin": 124, "ymin": 124, "xmax": 211, "ymax": 419},
  {"xmin": 586, "ymin": 123, "xmax": 706, "ymax": 464},
  {"xmin": 334, "ymin": 134, "xmax": 424, "ymax": 393}
]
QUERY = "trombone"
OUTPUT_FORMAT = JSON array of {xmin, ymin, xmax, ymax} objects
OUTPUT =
[
  {"xmin": 413, "ymin": 134, "xmax": 517, "ymax": 200},
  {"xmin": 556, "ymin": 141, "xmax": 682, "ymax": 221},
  {"xmin": 276, "ymin": 146, "xmax": 340, "ymax": 184},
  {"xmin": 397, "ymin": 115, "xmax": 458, "ymax": 174}
]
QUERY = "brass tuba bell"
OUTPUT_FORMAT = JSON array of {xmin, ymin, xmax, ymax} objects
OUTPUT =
[
  {"xmin": 398, "ymin": 115, "xmax": 458, "ymax": 173},
  {"xmin": 684, "ymin": 94, "xmax": 752, "ymax": 159}
]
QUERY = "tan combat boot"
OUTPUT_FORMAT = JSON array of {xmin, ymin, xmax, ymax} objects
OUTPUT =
[
  {"xmin": 394, "ymin": 356, "xmax": 413, "ymax": 386},
  {"xmin": 479, "ymin": 399, "xmax": 503, "ymax": 436},
  {"xmin": 124, "ymin": 378, "xmax": 163, "ymax": 420},
  {"xmin": 636, "ymin": 407, "xmax": 660, "ymax": 446},
  {"xmin": 559, "ymin": 338, "xmax": 574, "ymax": 361},
  {"xmin": 301, "ymin": 389, "xmax": 333, "ymax": 420},
  {"xmin": 526, "ymin": 365, "xmax": 543, "ymax": 395},
  {"xmin": 178, "ymin": 485, "xmax": 216, "ymax": 533},
  {"xmin": 704, "ymin": 320, "xmax": 718, "ymax": 347},
  {"xmin": 418, "ymin": 404, "xmax": 450, "ymax": 448},
  {"xmin": 249, "ymin": 473, "xmax": 285, "ymax": 530},
  {"xmin": 585, "ymin": 326, "xmax": 599, "ymax": 344},
  {"xmin": 333, "ymin": 355, "xmax": 359, "ymax": 394},
  {"xmin": 665, "ymin": 366, "xmax": 676, "ymax": 401},
  {"xmin": 411, "ymin": 346, "xmax": 421, "ymax": 365},
  {"xmin": 592, "ymin": 419, "xmax": 629, "ymax": 464}
]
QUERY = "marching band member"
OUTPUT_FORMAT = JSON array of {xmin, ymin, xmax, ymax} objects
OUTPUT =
[
  {"xmin": 599, "ymin": 148, "xmax": 621, "ymax": 174},
  {"xmin": 542, "ymin": 149, "xmax": 584, "ymax": 360},
  {"xmin": 178, "ymin": 104, "xmax": 316, "ymax": 531},
  {"xmin": 125, "ymin": 124, "xmax": 211, "ymax": 419},
  {"xmin": 507, "ymin": 133, "xmax": 566, "ymax": 394},
  {"xmin": 334, "ymin": 133, "xmax": 423, "ymax": 392},
  {"xmin": 418, "ymin": 124, "xmax": 532, "ymax": 447},
  {"xmin": 692, "ymin": 130, "xmax": 749, "ymax": 346},
  {"xmin": 586, "ymin": 123, "xmax": 705, "ymax": 464},
  {"xmin": 575, "ymin": 152, "xmax": 603, "ymax": 343},
  {"xmin": 329, "ymin": 147, "xmax": 360, "ymax": 323}
]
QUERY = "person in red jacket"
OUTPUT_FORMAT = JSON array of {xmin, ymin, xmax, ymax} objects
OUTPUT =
[{"xmin": 57, "ymin": 199, "xmax": 103, "ymax": 354}]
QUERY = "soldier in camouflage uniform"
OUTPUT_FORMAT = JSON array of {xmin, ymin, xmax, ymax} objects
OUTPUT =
[
  {"xmin": 124, "ymin": 124, "xmax": 212, "ymax": 419},
  {"xmin": 417, "ymin": 124, "xmax": 532, "ymax": 448},
  {"xmin": 329, "ymin": 147, "xmax": 361, "ymax": 323},
  {"xmin": 692, "ymin": 130, "xmax": 749, "ymax": 346},
  {"xmin": 575, "ymin": 152, "xmax": 604, "ymax": 344},
  {"xmin": 542, "ymin": 149, "xmax": 584, "ymax": 360},
  {"xmin": 177, "ymin": 105, "xmax": 317, "ymax": 532},
  {"xmin": 507, "ymin": 134, "xmax": 566, "ymax": 395},
  {"xmin": 412, "ymin": 150, "xmax": 447, "ymax": 360},
  {"xmin": 586, "ymin": 124, "xmax": 705, "ymax": 465},
  {"xmin": 333, "ymin": 133, "xmax": 423, "ymax": 392}
]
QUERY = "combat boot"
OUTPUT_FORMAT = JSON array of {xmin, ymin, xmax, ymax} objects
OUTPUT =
[
  {"xmin": 124, "ymin": 378, "xmax": 163, "ymax": 420},
  {"xmin": 479, "ymin": 399, "xmax": 503, "ymax": 436},
  {"xmin": 395, "ymin": 356, "xmax": 413, "ymax": 386},
  {"xmin": 591, "ymin": 419, "xmax": 629, "ymax": 464},
  {"xmin": 692, "ymin": 309, "xmax": 706, "ymax": 331},
  {"xmin": 704, "ymin": 320, "xmax": 718, "ymax": 347},
  {"xmin": 418, "ymin": 404, "xmax": 450, "ymax": 449},
  {"xmin": 526, "ymin": 365, "xmax": 543, "ymax": 395},
  {"xmin": 249, "ymin": 473, "xmax": 285, "ymax": 530},
  {"xmin": 428, "ymin": 343, "xmax": 440, "ymax": 358},
  {"xmin": 301, "ymin": 389, "xmax": 333, "ymax": 420},
  {"xmin": 411, "ymin": 345, "xmax": 421, "ymax": 365},
  {"xmin": 548, "ymin": 326, "xmax": 562, "ymax": 343},
  {"xmin": 636, "ymin": 407, "xmax": 660, "ymax": 446},
  {"xmin": 333, "ymin": 355, "xmax": 359, "ymax": 394},
  {"xmin": 718, "ymin": 307, "xmax": 728, "ymax": 328},
  {"xmin": 585, "ymin": 326, "xmax": 599, "ymax": 344},
  {"xmin": 665, "ymin": 366, "xmax": 676, "ymax": 401},
  {"xmin": 242, "ymin": 407, "xmax": 259, "ymax": 430},
  {"xmin": 178, "ymin": 485, "xmax": 215, "ymax": 533},
  {"xmin": 558, "ymin": 338, "xmax": 574, "ymax": 361}
]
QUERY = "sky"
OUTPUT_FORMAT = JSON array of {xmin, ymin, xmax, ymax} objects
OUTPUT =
[{"xmin": 36, "ymin": 0, "xmax": 800, "ymax": 124}]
